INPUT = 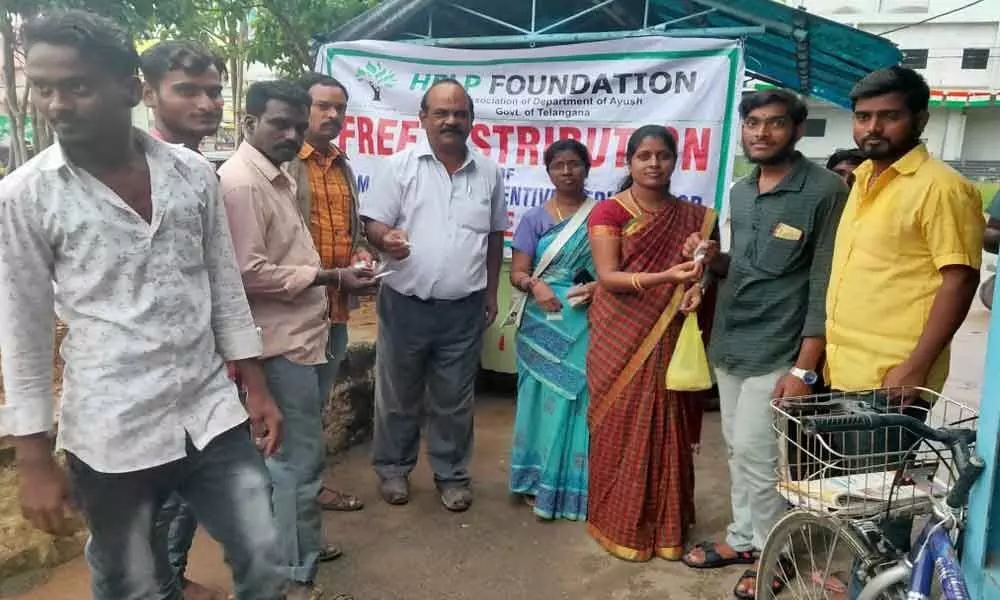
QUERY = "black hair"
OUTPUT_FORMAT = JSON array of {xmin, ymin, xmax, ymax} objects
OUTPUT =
[
  {"xmin": 140, "ymin": 40, "xmax": 227, "ymax": 88},
  {"xmin": 419, "ymin": 78, "xmax": 475, "ymax": 121},
  {"xmin": 245, "ymin": 80, "xmax": 310, "ymax": 117},
  {"xmin": 617, "ymin": 125, "xmax": 678, "ymax": 193},
  {"xmin": 739, "ymin": 89, "xmax": 809, "ymax": 125},
  {"xmin": 22, "ymin": 9, "xmax": 140, "ymax": 79},
  {"xmin": 544, "ymin": 139, "xmax": 591, "ymax": 174},
  {"xmin": 849, "ymin": 66, "xmax": 930, "ymax": 114},
  {"xmin": 826, "ymin": 148, "xmax": 865, "ymax": 171},
  {"xmin": 298, "ymin": 72, "xmax": 350, "ymax": 102}
]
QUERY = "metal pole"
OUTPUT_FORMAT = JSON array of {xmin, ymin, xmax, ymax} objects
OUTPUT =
[
  {"xmin": 445, "ymin": 2, "xmax": 533, "ymax": 34},
  {"xmin": 535, "ymin": 0, "xmax": 619, "ymax": 35},
  {"xmin": 407, "ymin": 26, "xmax": 767, "ymax": 46},
  {"xmin": 649, "ymin": 8, "xmax": 716, "ymax": 30},
  {"xmin": 642, "ymin": 0, "xmax": 649, "ymax": 28},
  {"xmin": 531, "ymin": 0, "xmax": 537, "ymax": 33}
]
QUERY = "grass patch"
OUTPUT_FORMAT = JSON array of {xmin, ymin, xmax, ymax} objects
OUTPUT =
[{"xmin": 979, "ymin": 183, "xmax": 999, "ymax": 212}]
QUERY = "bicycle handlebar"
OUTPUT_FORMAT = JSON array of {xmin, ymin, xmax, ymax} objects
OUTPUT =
[{"xmin": 801, "ymin": 412, "xmax": 983, "ymax": 509}]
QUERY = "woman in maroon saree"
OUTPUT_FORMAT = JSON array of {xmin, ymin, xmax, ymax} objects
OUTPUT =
[{"xmin": 586, "ymin": 125, "xmax": 717, "ymax": 562}]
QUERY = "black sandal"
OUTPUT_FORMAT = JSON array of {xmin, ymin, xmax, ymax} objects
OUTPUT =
[
  {"xmin": 682, "ymin": 541, "xmax": 758, "ymax": 569},
  {"xmin": 733, "ymin": 556, "xmax": 796, "ymax": 600}
]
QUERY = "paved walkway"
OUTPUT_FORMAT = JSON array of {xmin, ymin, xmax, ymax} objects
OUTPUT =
[{"xmin": 6, "ymin": 304, "xmax": 991, "ymax": 600}]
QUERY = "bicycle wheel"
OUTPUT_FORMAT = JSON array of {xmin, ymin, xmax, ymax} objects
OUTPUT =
[{"xmin": 755, "ymin": 510, "xmax": 905, "ymax": 599}]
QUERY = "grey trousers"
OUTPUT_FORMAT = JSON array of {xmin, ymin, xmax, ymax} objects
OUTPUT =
[
  {"xmin": 373, "ymin": 286, "xmax": 485, "ymax": 488},
  {"xmin": 716, "ymin": 367, "xmax": 790, "ymax": 552}
]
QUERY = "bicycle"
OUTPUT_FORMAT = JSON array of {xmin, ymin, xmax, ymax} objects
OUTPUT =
[{"xmin": 755, "ymin": 388, "xmax": 984, "ymax": 599}]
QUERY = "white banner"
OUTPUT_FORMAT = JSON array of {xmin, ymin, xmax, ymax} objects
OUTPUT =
[{"xmin": 315, "ymin": 37, "xmax": 744, "ymax": 253}]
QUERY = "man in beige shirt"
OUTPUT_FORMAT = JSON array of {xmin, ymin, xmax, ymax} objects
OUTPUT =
[{"xmin": 220, "ymin": 80, "xmax": 375, "ymax": 600}]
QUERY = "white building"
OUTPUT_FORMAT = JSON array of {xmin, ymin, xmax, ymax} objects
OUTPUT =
[{"xmin": 753, "ymin": 0, "xmax": 1000, "ymax": 172}]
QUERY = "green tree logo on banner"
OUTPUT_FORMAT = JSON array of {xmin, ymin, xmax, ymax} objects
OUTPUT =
[{"xmin": 355, "ymin": 61, "xmax": 396, "ymax": 102}]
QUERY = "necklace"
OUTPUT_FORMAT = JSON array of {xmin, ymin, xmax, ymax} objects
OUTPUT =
[{"xmin": 552, "ymin": 199, "xmax": 577, "ymax": 222}]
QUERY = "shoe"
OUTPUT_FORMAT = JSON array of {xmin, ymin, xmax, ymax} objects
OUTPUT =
[
  {"xmin": 439, "ymin": 486, "xmax": 473, "ymax": 512},
  {"xmin": 318, "ymin": 544, "xmax": 343, "ymax": 562},
  {"xmin": 379, "ymin": 477, "xmax": 410, "ymax": 505}
]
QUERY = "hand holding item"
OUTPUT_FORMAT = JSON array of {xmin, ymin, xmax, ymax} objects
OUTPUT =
[
  {"xmin": 692, "ymin": 239, "xmax": 719, "ymax": 265},
  {"xmin": 662, "ymin": 260, "xmax": 702, "ymax": 284},
  {"xmin": 772, "ymin": 372, "xmax": 812, "ymax": 401},
  {"xmin": 567, "ymin": 282, "xmax": 597, "ymax": 307},
  {"xmin": 245, "ymin": 388, "xmax": 283, "ymax": 456},
  {"xmin": 382, "ymin": 229, "xmax": 411, "ymax": 260},
  {"xmin": 339, "ymin": 265, "xmax": 379, "ymax": 294},
  {"xmin": 881, "ymin": 360, "xmax": 928, "ymax": 405},
  {"xmin": 682, "ymin": 232, "xmax": 703, "ymax": 259},
  {"xmin": 680, "ymin": 285, "xmax": 702, "ymax": 314},
  {"xmin": 531, "ymin": 280, "xmax": 563, "ymax": 313}
]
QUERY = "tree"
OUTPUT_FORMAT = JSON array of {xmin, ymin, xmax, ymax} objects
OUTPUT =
[
  {"xmin": 247, "ymin": 0, "xmax": 377, "ymax": 77},
  {"xmin": 149, "ymin": 0, "xmax": 254, "ymax": 145}
]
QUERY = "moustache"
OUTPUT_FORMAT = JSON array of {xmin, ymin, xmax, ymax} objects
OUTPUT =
[
  {"xmin": 861, "ymin": 136, "xmax": 888, "ymax": 145},
  {"xmin": 441, "ymin": 127, "xmax": 463, "ymax": 134}
]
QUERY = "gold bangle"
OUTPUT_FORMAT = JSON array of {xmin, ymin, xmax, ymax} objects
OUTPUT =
[{"xmin": 631, "ymin": 273, "xmax": 644, "ymax": 291}]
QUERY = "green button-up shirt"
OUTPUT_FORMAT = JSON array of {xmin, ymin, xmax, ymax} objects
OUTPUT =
[{"xmin": 709, "ymin": 153, "xmax": 848, "ymax": 377}]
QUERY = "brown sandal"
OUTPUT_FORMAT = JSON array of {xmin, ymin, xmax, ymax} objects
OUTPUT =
[{"xmin": 318, "ymin": 487, "xmax": 364, "ymax": 511}]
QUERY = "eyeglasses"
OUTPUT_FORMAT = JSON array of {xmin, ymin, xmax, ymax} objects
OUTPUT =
[{"xmin": 742, "ymin": 116, "xmax": 791, "ymax": 132}]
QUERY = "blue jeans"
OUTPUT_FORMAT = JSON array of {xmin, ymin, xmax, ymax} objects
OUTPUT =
[
  {"xmin": 156, "ymin": 494, "xmax": 197, "ymax": 585},
  {"xmin": 263, "ymin": 324, "xmax": 346, "ymax": 584},
  {"xmin": 66, "ymin": 424, "xmax": 286, "ymax": 600}
]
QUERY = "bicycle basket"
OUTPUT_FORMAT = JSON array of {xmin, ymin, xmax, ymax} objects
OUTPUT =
[{"xmin": 772, "ymin": 387, "xmax": 978, "ymax": 521}]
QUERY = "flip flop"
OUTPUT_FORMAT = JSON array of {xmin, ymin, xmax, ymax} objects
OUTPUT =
[
  {"xmin": 682, "ymin": 541, "xmax": 758, "ymax": 569},
  {"xmin": 318, "ymin": 487, "xmax": 364, "ymax": 511},
  {"xmin": 733, "ymin": 556, "xmax": 797, "ymax": 600}
]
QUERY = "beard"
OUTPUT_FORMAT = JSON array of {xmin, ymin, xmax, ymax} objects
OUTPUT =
[
  {"xmin": 857, "ymin": 124, "xmax": 922, "ymax": 161},
  {"xmin": 743, "ymin": 137, "xmax": 797, "ymax": 166}
]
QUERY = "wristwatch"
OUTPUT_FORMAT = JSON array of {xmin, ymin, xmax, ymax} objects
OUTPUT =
[{"xmin": 790, "ymin": 367, "xmax": 818, "ymax": 386}]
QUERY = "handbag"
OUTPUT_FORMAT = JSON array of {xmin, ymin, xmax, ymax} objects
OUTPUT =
[
  {"xmin": 664, "ymin": 312, "xmax": 713, "ymax": 391},
  {"xmin": 502, "ymin": 198, "xmax": 597, "ymax": 328}
]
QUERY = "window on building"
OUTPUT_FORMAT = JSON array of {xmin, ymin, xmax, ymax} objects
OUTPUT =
[
  {"xmin": 901, "ymin": 49, "xmax": 928, "ymax": 69},
  {"xmin": 961, "ymin": 48, "xmax": 990, "ymax": 70},
  {"xmin": 804, "ymin": 118, "xmax": 827, "ymax": 138}
]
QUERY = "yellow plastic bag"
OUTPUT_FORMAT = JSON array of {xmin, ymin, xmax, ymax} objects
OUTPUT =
[{"xmin": 665, "ymin": 312, "xmax": 713, "ymax": 392}]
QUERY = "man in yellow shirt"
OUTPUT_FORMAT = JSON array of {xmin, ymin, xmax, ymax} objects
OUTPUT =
[
  {"xmin": 824, "ymin": 66, "xmax": 983, "ymax": 597},
  {"xmin": 827, "ymin": 66, "xmax": 983, "ymax": 395}
]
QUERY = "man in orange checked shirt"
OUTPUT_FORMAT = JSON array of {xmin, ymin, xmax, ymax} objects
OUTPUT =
[{"xmin": 287, "ymin": 73, "xmax": 371, "ymax": 518}]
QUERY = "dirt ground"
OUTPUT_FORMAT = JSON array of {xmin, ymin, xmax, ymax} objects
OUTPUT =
[{"xmin": 0, "ymin": 300, "xmax": 991, "ymax": 599}]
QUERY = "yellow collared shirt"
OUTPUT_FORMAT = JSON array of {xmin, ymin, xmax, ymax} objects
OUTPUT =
[{"xmin": 826, "ymin": 144, "xmax": 984, "ymax": 392}]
